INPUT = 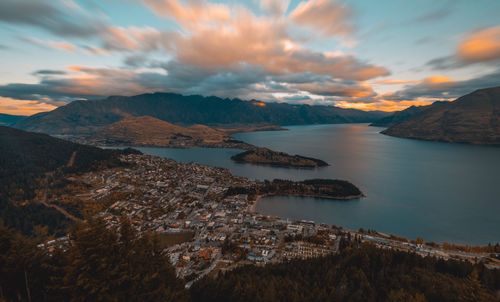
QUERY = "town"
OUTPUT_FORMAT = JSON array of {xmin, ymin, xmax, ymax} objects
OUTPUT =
[{"xmin": 38, "ymin": 153, "xmax": 500, "ymax": 288}]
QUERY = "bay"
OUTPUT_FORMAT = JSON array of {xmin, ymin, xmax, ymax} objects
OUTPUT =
[{"xmin": 134, "ymin": 124, "xmax": 500, "ymax": 245}]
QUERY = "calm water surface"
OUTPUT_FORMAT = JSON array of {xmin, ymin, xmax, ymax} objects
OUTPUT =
[{"xmin": 135, "ymin": 124, "xmax": 500, "ymax": 244}]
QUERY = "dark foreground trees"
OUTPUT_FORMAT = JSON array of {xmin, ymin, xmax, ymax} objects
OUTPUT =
[
  {"xmin": 191, "ymin": 243, "xmax": 500, "ymax": 302},
  {"xmin": 1, "ymin": 220, "xmax": 499, "ymax": 301},
  {"xmin": 0, "ymin": 219, "xmax": 188, "ymax": 302}
]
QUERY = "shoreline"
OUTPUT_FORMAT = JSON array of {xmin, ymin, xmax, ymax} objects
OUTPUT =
[
  {"xmin": 248, "ymin": 193, "xmax": 499, "ymax": 259},
  {"xmin": 249, "ymin": 192, "xmax": 363, "ymax": 213}
]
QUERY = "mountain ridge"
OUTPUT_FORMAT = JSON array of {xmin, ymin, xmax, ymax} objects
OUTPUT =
[
  {"xmin": 13, "ymin": 92, "xmax": 389, "ymax": 135},
  {"xmin": 0, "ymin": 113, "xmax": 26, "ymax": 126},
  {"xmin": 94, "ymin": 116, "xmax": 229, "ymax": 147},
  {"xmin": 382, "ymin": 86, "xmax": 500, "ymax": 145}
]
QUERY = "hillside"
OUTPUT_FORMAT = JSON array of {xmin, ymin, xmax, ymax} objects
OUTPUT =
[
  {"xmin": 191, "ymin": 244, "xmax": 500, "ymax": 302},
  {"xmin": 0, "ymin": 126, "xmax": 135, "ymax": 235},
  {"xmin": 231, "ymin": 148, "xmax": 329, "ymax": 168},
  {"xmin": 14, "ymin": 92, "xmax": 389, "ymax": 135},
  {"xmin": 4, "ymin": 224, "xmax": 497, "ymax": 302},
  {"xmin": 0, "ymin": 113, "xmax": 25, "ymax": 126},
  {"xmin": 383, "ymin": 86, "xmax": 500, "ymax": 144},
  {"xmin": 93, "ymin": 116, "xmax": 229, "ymax": 147},
  {"xmin": 370, "ymin": 105, "xmax": 428, "ymax": 127}
]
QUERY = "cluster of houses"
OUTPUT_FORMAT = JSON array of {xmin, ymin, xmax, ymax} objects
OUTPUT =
[
  {"xmin": 45, "ymin": 153, "xmax": 499, "ymax": 285},
  {"xmin": 68, "ymin": 154, "xmax": 347, "ymax": 282}
]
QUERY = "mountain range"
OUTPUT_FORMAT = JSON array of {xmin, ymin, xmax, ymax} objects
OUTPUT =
[
  {"xmin": 370, "ymin": 105, "xmax": 429, "ymax": 127},
  {"xmin": 0, "ymin": 113, "xmax": 25, "ymax": 126},
  {"xmin": 13, "ymin": 92, "xmax": 388, "ymax": 135},
  {"xmin": 382, "ymin": 86, "xmax": 500, "ymax": 145}
]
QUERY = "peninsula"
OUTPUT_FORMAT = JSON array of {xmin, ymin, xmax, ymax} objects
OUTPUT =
[
  {"xmin": 65, "ymin": 116, "xmax": 330, "ymax": 168},
  {"xmin": 227, "ymin": 178, "xmax": 363, "ymax": 201},
  {"xmin": 262, "ymin": 179, "xmax": 364, "ymax": 200},
  {"xmin": 76, "ymin": 116, "xmax": 255, "ymax": 149},
  {"xmin": 231, "ymin": 148, "xmax": 329, "ymax": 168}
]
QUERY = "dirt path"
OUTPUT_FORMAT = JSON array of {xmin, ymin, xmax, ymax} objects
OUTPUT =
[
  {"xmin": 38, "ymin": 174, "xmax": 82, "ymax": 222},
  {"xmin": 67, "ymin": 151, "xmax": 77, "ymax": 167}
]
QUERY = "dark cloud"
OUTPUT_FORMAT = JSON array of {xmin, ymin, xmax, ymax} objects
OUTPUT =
[
  {"xmin": 289, "ymin": 78, "xmax": 376, "ymax": 99},
  {"xmin": 410, "ymin": 5, "xmax": 454, "ymax": 23},
  {"xmin": 0, "ymin": 0, "xmax": 106, "ymax": 38},
  {"xmin": 140, "ymin": 62, "xmax": 272, "ymax": 98},
  {"xmin": 0, "ymin": 50, "xmax": 382, "ymax": 107},
  {"xmin": 32, "ymin": 70, "xmax": 67, "ymax": 76},
  {"xmin": 387, "ymin": 68, "xmax": 500, "ymax": 101},
  {"xmin": 283, "ymin": 95, "xmax": 311, "ymax": 101},
  {"xmin": 123, "ymin": 55, "xmax": 150, "ymax": 68},
  {"xmin": 271, "ymin": 73, "xmax": 331, "ymax": 84},
  {"xmin": 426, "ymin": 55, "xmax": 462, "ymax": 70},
  {"xmin": 0, "ymin": 81, "xmax": 96, "ymax": 105}
]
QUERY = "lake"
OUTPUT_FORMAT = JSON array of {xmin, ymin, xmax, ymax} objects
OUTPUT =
[{"xmin": 133, "ymin": 124, "xmax": 500, "ymax": 245}]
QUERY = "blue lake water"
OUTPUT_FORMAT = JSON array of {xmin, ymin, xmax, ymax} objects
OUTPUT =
[{"xmin": 133, "ymin": 124, "xmax": 500, "ymax": 244}]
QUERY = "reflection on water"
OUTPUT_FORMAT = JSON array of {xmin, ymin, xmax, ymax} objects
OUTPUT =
[{"xmin": 135, "ymin": 124, "xmax": 500, "ymax": 244}]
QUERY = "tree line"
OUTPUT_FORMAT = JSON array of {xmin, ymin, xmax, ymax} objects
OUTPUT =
[
  {"xmin": 0, "ymin": 219, "xmax": 189, "ymax": 302},
  {"xmin": 191, "ymin": 240, "xmax": 500, "ymax": 302},
  {"xmin": 2, "ymin": 219, "xmax": 499, "ymax": 301}
]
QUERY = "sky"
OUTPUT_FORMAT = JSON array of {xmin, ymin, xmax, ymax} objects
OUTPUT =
[{"xmin": 0, "ymin": 0, "xmax": 499, "ymax": 115}]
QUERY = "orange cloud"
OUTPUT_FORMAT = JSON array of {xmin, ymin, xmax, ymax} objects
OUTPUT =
[
  {"xmin": 423, "ymin": 75, "xmax": 453, "ymax": 85},
  {"xmin": 102, "ymin": 26, "xmax": 175, "ymax": 52},
  {"xmin": 0, "ymin": 97, "xmax": 56, "ymax": 115},
  {"xmin": 142, "ymin": 0, "xmax": 387, "ymax": 81},
  {"xmin": 173, "ymin": 11, "xmax": 387, "ymax": 80},
  {"xmin": 290, "ymin": 0, "xmax": 352, "ymax": 36},
  {"xmin": 294, "ymin": 82, "xmax": 375, "ymax": 98},
  {"xmin": 335, "ymin": 99, "xmax": 434, "ymax": 112},
  {"xmin": 50, "ymin": 41, "xmax": 77, "ymax": 52},
  {"xmin": 253, "ymin": 100, "xmax": 266, "ymax": 107},
  {"xmin": 373, "ymin": 79, "xmax": 419, "ymax": 85},
  {"xmin": 458, "ymin": 26, "xmax": 500, "ymax": 63},
  {"xmin": 143, "ymin": 0, "xmax": 231, "ymax": 29},
  {"xmin": 260, "ymin": 0, "xmax": 290, "ymax": 16},
  {"xmin": 62, "ymin": 66, "xmax": 147, "ymax": 96},
  {"xmin": 22, "ymin": 37, "xmax": 77, "ymax": 52}
]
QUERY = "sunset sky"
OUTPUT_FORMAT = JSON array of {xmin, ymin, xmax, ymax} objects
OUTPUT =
[{"xmin": 0, "ymin": 0, "xmax": 499, "ymax": 115}]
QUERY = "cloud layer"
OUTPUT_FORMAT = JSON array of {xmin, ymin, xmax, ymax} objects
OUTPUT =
[
  {"xmin": 0, "ymin": 0, "xmax": 498, "ymax": 114},
  {"xmin": 0, "ymin": 0, "xmax": 392, "ymax": 111},
  {"xmin": 427, "ymin": 25, "xmax": 500, "ymax": 69}
]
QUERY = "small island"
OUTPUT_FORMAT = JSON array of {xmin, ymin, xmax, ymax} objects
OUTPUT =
[
  {"xmin": 227, "ymin": 178, "xmax": 364, "ymax": 201},
  {"xmin": 231, "ymin": 148, "xmax": 328, "ymax": 168}
]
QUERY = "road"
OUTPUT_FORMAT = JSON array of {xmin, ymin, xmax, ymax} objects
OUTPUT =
[{"xmin": 37, "ymin": 172, "xmax": 81, "ymax": 222}]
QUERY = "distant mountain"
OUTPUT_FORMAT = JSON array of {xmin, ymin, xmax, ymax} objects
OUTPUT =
[
  {"xmin": 382, "ymin": 86, "xmax": 500, "ymax": 145},
  {"xmin": 0, "ymin": 113, "xmax": 26, "ymax": 126},
  {"xmin": 370, "ymin": 105, "xmax": 428, "ymax": 127},
  {"xmin": 94, "ymin": 116, "xmax": 228, "ymax": 147},
  {"xmin": 0, "ymin": 126, "xmax": 136, "ymax": 235},
  {"xmin": 14, "ymin": 92, "xmax": 389, "ymax": 135}
]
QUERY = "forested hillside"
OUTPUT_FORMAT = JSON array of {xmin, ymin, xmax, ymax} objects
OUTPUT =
[
  {"xmin": 0, "ymin": 126, "xmax": 137, "ymax": 235},
  {"xmin": 191, "ymin": 242, "xmax": 500, "ymax": 302},
  {"xmin": 2, "ymin": 221, "xmax": 498, "ymax": 302},
  {"xmin": 0, "ymin": 219, "xmax": 189, "ymax": 302}
]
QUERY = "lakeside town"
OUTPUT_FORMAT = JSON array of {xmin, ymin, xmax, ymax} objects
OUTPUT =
[{"xmin": 38, "ymin": 153, "xmax": 500, "ymax": 288}]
